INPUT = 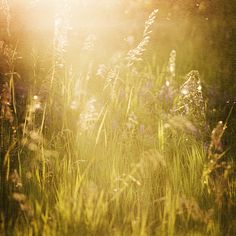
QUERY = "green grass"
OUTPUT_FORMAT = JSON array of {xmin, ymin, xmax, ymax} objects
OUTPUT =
[
  {"xmin": 0, "ymin": 4, "xmax": 236, "ymax": 236},
  {"xmin": 1, "ymin": 63, "xmax": 223, "ymax": 235}
]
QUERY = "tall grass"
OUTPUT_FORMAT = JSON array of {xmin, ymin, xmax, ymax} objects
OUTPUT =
[{"xmin": 0, "ymin": 2, "xmax": 235, "ymax": 236}]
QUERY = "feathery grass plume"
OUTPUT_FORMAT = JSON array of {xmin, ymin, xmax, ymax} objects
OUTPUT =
[
  {"xmin": 167, "ymin": 49, "xmax": 176, "ymax": 80},
  {"xmin": 167, "ymin": 115, "xmax": 198, "ymax": 136},
  {"xmin": 126, "ymin": 111, "xmax": 138, "ymax": 131},
  {"xmin": 97, "ymin": 64, "xmax": 119, "ymax": 87},
  {"xmin": 158, "ymin": 50, "xmax": 177, "ymax": 112},
  {"xmin": 203, "ymin": 119, "xmax": 235, "ymax": 221},
  {"xmin": 0, "ymin": 44, "xmax": 16, "ymax": 154},
  {"xmin": 175, "ymin": 70, "xmax": 206, "ymax": 130},
  {"xmin": 96, "ymin": 64, "xmax": 109, "ymax": 79},
  {"xmin": 0, "ymin": 41, "xmax": 21, "ymax": 120},
  {"xmin": 158, "ymin": 82, "xmax": 176, "ymax": 112},
  {"xmin": 10, "ymin": 170, "xmax": 34, "ymax": 220},
  {"xmin": 79, "ymin": 96, "xmax": 99, "ymax": 131},
  {"xmin": 22, "ymin": 94, "xmax": 58, "ymax": 158},
  {"xmin": 0, "ymin": 82, "xmax": 13, "ymax": 124},
  {"xmin": 0, "ymin": 82, "xmax": 16, "ymax": 182},
  {"xmin": 1, "ymin": 1, "xmax": 235, "ymax": 235},
  {"xmin": 12, "ymin": 192, "xmax": 33, "ymax": 219},
  {"xmin": 209, "ymin": 121, "xmax": 225, "ymax": 155},
  {"xmin": 82, "ymin": 34, "xmax": 97, "ymax": 52},
  {"xmin": 21, "ymin": 99, "xmax": 43, "ymax": 153},
  {"xmin": 0, "ymin": 41, "xmax": 19, "ymax": 74},
  {"xmin": 126, "ymin": 9, "xmax": 158, "ymax": 67},
  {"xmin": 54, "ymin": 0, "xmax": 72, "ymax": 67}
]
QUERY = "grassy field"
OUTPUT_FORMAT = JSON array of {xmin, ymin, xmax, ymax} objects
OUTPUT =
[{"xmin": 0, "ymin": 1, "xmax": 236, "ymax": 235}]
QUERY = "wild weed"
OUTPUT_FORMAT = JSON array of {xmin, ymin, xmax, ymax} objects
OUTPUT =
[{"xmin": 0, "ymin": 2, "xmax": 235, "ymax": 236}]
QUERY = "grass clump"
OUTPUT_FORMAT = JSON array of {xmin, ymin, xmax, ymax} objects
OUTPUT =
[{"xmin": 0, "ymin": 2, "xmax": 236, "ymax": 236}]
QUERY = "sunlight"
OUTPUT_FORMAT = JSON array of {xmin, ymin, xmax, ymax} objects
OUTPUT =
[{"xmin": 0, "ymin": 0, "xmax": 235, "ymax": 235}]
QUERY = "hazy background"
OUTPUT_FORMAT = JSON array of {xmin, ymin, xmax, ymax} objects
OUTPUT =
[{"xmin": 1, "ymin": 0, "xmax": 235, "ymax": 125}]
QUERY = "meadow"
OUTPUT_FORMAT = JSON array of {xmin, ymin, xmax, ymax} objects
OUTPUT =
[{"xmin": 0, "ymin": 1, "xmax": 236, "ymax": 235}]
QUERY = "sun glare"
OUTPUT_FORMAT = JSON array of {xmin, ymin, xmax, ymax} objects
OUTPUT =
[{"xmin": 0, "ymin": 0, "xmax": 235, "ymax": 235}]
